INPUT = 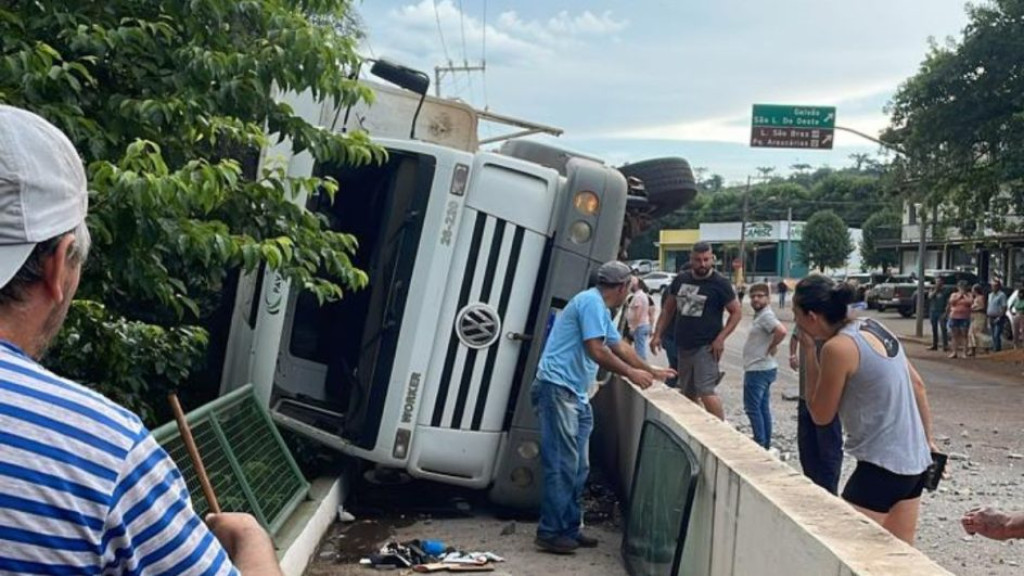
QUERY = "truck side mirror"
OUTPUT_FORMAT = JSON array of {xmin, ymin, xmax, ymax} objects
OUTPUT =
[{"xmin": 370, "ymin": 59, "xmax": 430, "ymax": 96}]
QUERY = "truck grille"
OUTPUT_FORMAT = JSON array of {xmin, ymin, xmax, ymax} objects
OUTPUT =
[{"xmin": 430, "ymin": 210, "xmax": 530, "ymax": 431}]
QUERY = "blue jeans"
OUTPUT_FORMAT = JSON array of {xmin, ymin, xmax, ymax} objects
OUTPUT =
[
  {"xmin": 779, "ymin": 292, "xmax": 787, "ymax": 308},
  {"xmin": 632, "ymin": 324, "xmax": 651, "ymax": 359},
  {"xmin": 930, "ymin": 313, "xmax": 948, "ymax": 349},
  {"xmin": 743, "ymin": 369, "xmax": 777, "ymax": 449},
  {"xmin": 797, "ymin": 400, "xmax": 844, "ymax": 494},
  {"xmin": 990, "ymin": 316, "xmax": 1006, "ymax": 352},
  {"xmin": 531, "ymin": 379, "xmax": 593, "ymax": 540}
]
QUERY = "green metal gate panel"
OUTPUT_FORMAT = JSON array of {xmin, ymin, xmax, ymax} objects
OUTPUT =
[{"xmin": 152, "ymin": 384, "xmax": 309, "ymax": 536}]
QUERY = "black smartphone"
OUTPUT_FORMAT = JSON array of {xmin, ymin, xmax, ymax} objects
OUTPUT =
[{"xmin": 924, "ymin": 451, "xmax": 948, "ymax": 492}]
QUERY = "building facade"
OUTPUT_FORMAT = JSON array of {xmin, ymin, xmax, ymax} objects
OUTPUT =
[{"xmin": 659, "ymin": 220, "xmax": 863, "ymax": 281}]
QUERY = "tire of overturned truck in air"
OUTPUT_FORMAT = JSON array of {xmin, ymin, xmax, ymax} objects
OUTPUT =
[{"xmin": 617, "ymin": 157, "xmax": 699, "ymax": 218}]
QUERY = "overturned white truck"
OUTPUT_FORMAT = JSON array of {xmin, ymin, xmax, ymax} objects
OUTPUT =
[{"xmin": 220, "ymin": 61, "xmax": 696, "ymax": 507}]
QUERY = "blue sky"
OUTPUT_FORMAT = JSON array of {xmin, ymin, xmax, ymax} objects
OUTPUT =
[{"xmin": 356, "ymin": 1, "xmax": 972, "ymax": 185}]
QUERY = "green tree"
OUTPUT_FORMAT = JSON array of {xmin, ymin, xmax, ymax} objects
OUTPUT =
[
  {"xmin": 860, "ymin": 210, "xmax": 902, "ymax": 271},
  {"xmin": 885, "ymin": 0, "xmax": 1024, "ymax": 233},
  {"xmin": 0, "ymin": 0, "xmax": 380, "ymax": 423},
  {"xmin": 801, "ymin": 210, "xmax": 852, "ymax": 271}
]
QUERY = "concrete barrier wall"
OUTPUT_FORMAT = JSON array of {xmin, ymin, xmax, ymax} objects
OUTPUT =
[{"xmin": 591, "ymin": 378, "xmax": 953, "ymax": 576}]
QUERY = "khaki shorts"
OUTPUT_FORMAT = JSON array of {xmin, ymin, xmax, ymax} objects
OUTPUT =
[{"xmin": 677, "ymin": 345, "xmax": 721, "ymax": 398}]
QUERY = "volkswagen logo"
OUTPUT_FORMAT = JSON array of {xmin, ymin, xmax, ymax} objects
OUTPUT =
[{"xmin": 456, "ymin": 304, "xmax": 502, "ymax": 349}]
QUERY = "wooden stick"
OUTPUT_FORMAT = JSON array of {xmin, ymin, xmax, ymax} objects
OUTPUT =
[{"xmin": 168, "ymin": 393, "xmax": 221, "ymax": 514}]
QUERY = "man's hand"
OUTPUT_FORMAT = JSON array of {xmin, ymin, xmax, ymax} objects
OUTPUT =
[
  {"xmin": 788, "ymin": 354, "xmax": 799, "ymax": 371},
  {"xmin": 768, "ymin": 345, "xmax": 778, "ymax": 357},
  {"xmin": 653, "ymin": 366, "xmax": 676, "ymax": 382},
  {"xmin": 206, "ymin": 512, "xmax": 283, "ymax": 576},
  {"xmin": 650, "ymin": 334, "xmax": 662, "ymax": 355},
  {"xmin": 962, "ymin": 507, "xmax": 1017, "ymax": 541},
  {"xmin": 628, "ymin": 368, "xmax": 655, "ymax": 389},
  {"xmin": 710, "ymin": 337, "xmax": 725, "ymax": 362}
]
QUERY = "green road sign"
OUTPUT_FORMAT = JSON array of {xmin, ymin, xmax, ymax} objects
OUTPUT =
[
  {"xmin": 751, "ymin": 104, "xmax": 836, "ymax": 150},
  {"xmin": 752, "ymin": 104, "xmax": 836, "ymax": 129}
]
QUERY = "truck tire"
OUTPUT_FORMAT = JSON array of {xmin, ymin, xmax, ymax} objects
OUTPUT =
[
  {"xmin": 899, "ymin": 307, "xmax": 914, "ymax": 318},
  {"xmin": 617, "ymin": 157, "xmax": 698, "ymax": 218}
]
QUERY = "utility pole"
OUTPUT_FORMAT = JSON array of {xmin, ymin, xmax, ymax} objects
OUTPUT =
[
  {"xmin": 738, "ymin": 176, "xmax": 751, "ymax": 286},
  {"xmin": 785, "ymin": 206, "xmax": 793, "ymax": 279},
  {"xmin": 434, "ymin": 62, "xmax": 486, "ymax": 98},
  {"xmin": 915, "ymin": 203, "xmax": 927, "ymax": 337}
]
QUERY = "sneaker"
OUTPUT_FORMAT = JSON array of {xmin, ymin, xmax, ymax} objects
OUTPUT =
[
  {"xmin": 575, "ymin": 533, "xmax": 599, "ymax": 548},
  {"xmin": 535, "ymin": 535, "xmax": 579, "ymax": 555}
]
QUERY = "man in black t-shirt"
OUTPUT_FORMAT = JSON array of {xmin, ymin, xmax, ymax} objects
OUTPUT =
[{"xmin": 652, "ymin": 242, "xmax": 741, "ymax": 419}]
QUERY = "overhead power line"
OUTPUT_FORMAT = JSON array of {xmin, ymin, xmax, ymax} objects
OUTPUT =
[{"xmin": 433, "ymin": 0, "xmax": 452, "ymax": 65}]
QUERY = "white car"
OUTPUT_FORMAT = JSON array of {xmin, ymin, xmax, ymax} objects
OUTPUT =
[
  {"xmin": 641, "ymin": 271, "xmax": 674, "ymax": 295},
  {"xmin": 627, "ymin": 259, "xmax": 656, "ymax": 275}
]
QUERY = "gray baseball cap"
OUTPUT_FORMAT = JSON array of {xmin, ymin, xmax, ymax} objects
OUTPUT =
[
  {"xmin": 597, "ymin": 260, "xmax": 632, "ymax": 285},
  {"xmin": 0, "ymin": 105, "xmax": 88, "ymax": 288}
]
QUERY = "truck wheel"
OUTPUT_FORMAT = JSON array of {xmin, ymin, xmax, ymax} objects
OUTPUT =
[
  {"xmin": 618, "ymin": 158, "xmax": 698, "ymax": 218},
  {"xmin": 899, "ymin": 308, "xmax": 914, "ymax": 318}
]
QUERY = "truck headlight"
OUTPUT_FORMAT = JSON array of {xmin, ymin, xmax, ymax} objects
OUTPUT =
[
  {"xmin": 573, "ymin": 191, "xmax": 600, "ymax": 216},
  {"xmin": 569, "ymin": 221, "xmax": 592, "ymax": 244},
  {"xmin": 516, "ymin": 440, "xmax": 540, "ymax": 460}
]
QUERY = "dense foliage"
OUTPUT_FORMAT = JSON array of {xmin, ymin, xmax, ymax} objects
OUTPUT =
[
  {"xmin": 885, "ymin": 0, "xmax": 1024, "ymax": 236},
  {"xmin": 630, "ymin": 164, "xmax": 896, "ymax": 261},
  {"xmin": 0, "ymin": 0, "xmax": 381, "ymax": 423},
  {"xmin": 860, "ymin": 210, "xmax": 902, "ymax": 271},
  {"xmin": 801, "ymin": 210, "xmax": 853, "ymax": 272}
]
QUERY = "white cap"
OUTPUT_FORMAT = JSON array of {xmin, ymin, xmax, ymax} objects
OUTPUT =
[{"xmin": 0, "ymin": 105, "xmax": 88, "ymax": 288}]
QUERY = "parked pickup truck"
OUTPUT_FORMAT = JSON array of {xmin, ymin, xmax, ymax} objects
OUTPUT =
[{"xmin": 875, "ymin": 270, "xmax": 979, "ymax": 317}]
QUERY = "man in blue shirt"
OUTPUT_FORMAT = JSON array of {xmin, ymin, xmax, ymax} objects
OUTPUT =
[{"xmin": 532, "ymin": 261, "xmax": 675, "ymax": 554}]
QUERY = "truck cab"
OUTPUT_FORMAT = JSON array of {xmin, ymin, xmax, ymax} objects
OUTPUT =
[{"xmin": 220, "ymin": 61, "xmax": 696, "ymax": 507}]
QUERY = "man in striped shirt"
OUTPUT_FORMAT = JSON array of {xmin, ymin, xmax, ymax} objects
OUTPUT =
[{"xmin": 0, "ymin": 105, "xmax": 282, "ymax": 575}]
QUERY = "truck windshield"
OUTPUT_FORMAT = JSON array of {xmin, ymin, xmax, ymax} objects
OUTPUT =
[{"xmin": 287, "ymin": 150, "xmax": 436, "ymax": 449}]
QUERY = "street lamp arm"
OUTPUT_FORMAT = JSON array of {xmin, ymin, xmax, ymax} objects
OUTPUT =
[{"xmin": 835, "ymin": 125, "xmax": 906, "ymax": 157}]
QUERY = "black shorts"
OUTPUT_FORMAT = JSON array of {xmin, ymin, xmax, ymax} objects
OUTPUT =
[{"xmin": 842, "ymin": 461, "xmax": 927, "ymax": 513}]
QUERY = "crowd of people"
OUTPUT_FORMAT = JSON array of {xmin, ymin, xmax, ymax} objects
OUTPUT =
[
  {"xmin": 927, "ymin": 276, "xmax": 1023, "ymax": 358},
  {"xmin": 531, "ymin": 243, "xmax": 1024, "ymax": 556}
]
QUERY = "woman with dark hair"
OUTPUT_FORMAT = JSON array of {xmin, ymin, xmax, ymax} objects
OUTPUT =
[{"xmin": 793, "ymin": 275, "xmax": 936, "ymax": 545}]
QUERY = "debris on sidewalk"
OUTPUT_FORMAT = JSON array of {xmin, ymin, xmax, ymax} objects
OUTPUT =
[{"xmin": 358, "ymin": 540, "xmax": 504, "ymax": 572}]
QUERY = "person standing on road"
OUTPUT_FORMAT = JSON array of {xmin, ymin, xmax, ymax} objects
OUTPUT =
[
  {"xmin": 742, "ymin": 283, "xmax": 787, "ymax": 449},
  {"xmin": 927, "ymin": 277, "xmax": 950, "ymax": 352},
  {"xmin": 659, "ymin": 263, "xmax": 690, "ymax": 389},
  {"xmin": 968, "ymin": 283, "xmax": 987, "ymax": 357},
  {"xmin": 948, "ymin": 280, "xmax": 973, "ymax": 358},
  {"xmin": 794, "ymin": 275, "xmax": 937, "ymax": 545},
  {"xmin": 626, "ymin": 276, "xmax": 652, "ymax": 359},
  {"xmin": 1009, "ymin": 280, "xmax": 1024, "ymax": 349},
  {"xmin": 652, "ymin": 242, "xmax": 742, "ymax": 420},
  {"xmin": 532, "ymin": 261, "xmax": 675, "ymax": 554},
  {"xmin": 777, "ymin": 279, "xmax": 790, "ymax": 308},
  {"xmin": 987, "ymin": 278, "xmax": 1008, "ymax": 352},
  {"xmin": 789, "ymin": 325, "xmax": 844, "ymax": 494},
  {"xmin": 0, "ymin": 106, "xmax": 282, "ymax": 575}
]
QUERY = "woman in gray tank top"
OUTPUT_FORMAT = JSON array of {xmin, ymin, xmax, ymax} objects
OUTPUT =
[{"xmin": 793, "ymin": 275, "xmax": 936, "ymax": 545}]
